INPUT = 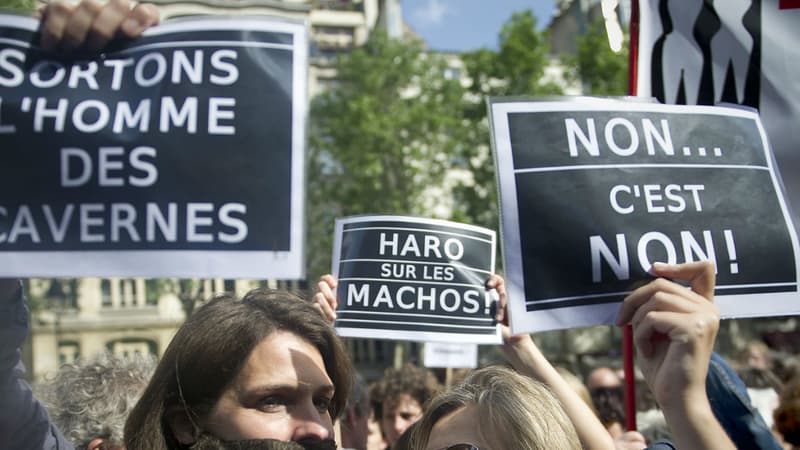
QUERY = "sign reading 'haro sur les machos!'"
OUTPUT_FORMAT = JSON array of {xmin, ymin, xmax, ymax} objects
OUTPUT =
[
  {"xmin": 490, "ymin": 98, "xmax": 800, "ymax": 334},
  {"xmin": 331, "ymin": 215, "xmax": 500, "ymax": 344}
]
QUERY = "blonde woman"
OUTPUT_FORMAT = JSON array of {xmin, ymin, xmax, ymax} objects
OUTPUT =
[{"xmin": 409, "ymin": 365, "xmax": 582, "ymax": 450}]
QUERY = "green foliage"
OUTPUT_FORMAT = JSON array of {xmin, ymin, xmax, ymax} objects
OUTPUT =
[
  {"xmin": 0, "ymin": 0, "xmax": 37, "ymax": 14},
  {"xmin": 564, "ymin": 17, "xmax": 629, "ymax": 95},
  {"xmin": 307, "ymin": 31, "xmax": 472, "ymax": 278},
  {"xmin": 306, "ymin": 13, "xmax": 559, "ymax": 279},
  {"xmin": 454, "ymin": 10, "xmax": 562, "ymax": 238}
]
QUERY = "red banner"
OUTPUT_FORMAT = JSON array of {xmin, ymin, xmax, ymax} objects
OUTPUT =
[{"xmin": 780, "ymin": 0, "xmax": 800, "ymax": 9}]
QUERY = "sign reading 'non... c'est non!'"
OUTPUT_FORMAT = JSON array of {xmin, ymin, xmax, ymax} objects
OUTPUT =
[{"xmin": 490, "ymin": 98, "xmax": 800, "ymax": 333}]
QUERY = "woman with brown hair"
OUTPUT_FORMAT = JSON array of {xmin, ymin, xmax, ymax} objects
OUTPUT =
[{"xmin": 123, "ymin": 289, "xmax": 353, "ymax": 450}]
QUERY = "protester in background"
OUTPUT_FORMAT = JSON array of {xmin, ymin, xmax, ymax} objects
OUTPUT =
[
  {"xmin": 738, "ymin": 366, "xmax": 783, "ymax": 429},
  {"xmin": 775, "ymin": 376, "xmax": 800, "ymax": 449},
  {"xmin": 410, "ymin": 365, "xmax": 582, "ymax": 450},
  {"xmin": 123, "ymin": 289, "xmax": 353, "ymax": 450},
  {"xmin": 591, "ymin": 382, "xmax": 626, "ymax": 439},
  {"xmin": 365, "ymin": 397, "xmax": 388, "ymax": 450},
  {"xmin": 739, "ymin": 340, "xmax": 774, "ymax": 372},
  {"xmin": 340, "ymin": 372, "xmax": 371, "ymax": 450},
  {"xmin": 36, "ymin": 352, "xmax": 156, "ymax": 450},
  {"xmin": 368, "ymin": 364, "xmax": 440, "ymax": 449},
  {"xmin": 587, "ymin": 366, "xmax": 623, "ymax": 392}
]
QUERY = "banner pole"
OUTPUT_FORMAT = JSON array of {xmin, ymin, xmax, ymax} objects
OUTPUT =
[{"xmin": 623, "ymin": 0, "xmax": 641, "ymax": 432}]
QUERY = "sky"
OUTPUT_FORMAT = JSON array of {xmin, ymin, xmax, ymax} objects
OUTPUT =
[{"xmin": 402, "ymin": 0, "xmax": 558, "ymax": 52}]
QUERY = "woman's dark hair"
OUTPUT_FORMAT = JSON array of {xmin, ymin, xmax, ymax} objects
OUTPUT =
[{"xmin": 124, "ymin": 289, "xmax": 353, "ymax": 450}]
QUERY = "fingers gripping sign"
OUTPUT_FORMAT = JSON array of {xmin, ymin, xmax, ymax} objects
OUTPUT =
[
  {"xmin": 616, "ymin": 261, "xmax": 719, "ymax": 410},
  {"xmin": 39, "ymin": 0, "xmax": 160, "ymax": 53},
  {"xmin": 313, "ymin": 274, "xmax": 339, "ymax": 323}
]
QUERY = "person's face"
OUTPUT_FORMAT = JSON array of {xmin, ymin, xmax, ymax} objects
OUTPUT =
[
  {"xmin": 746, "ymin": 348, "xmax": 768, "ymax": 370},
  {"xmin": 381, "ymin": 393, "xmax": 423, "ymax": 446},
  {"xmin": 202, "ymin": 331, "xmax": 335, "ymax": 443},
  {"xmin": 366, "ymin": 410, "xmax": 387, "ymax": 450},
  {"xmin": 424, "ymin": 404, "xmax": 489, "ymax": 450}
]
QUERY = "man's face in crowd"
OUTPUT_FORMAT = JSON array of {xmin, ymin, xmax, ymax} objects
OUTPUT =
[{"xmin": 381, "ymin": 394, "xmax": 423, "ymax": 446}]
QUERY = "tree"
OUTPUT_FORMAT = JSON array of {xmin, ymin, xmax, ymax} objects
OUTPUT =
[
  {"xmin": 564, "ymin": 17, "xmax": 629, "ymax": 96},
  {"xmin": 306, "ymin": 31, "xmax": 472, "ymax": 279},
  {"xmin": 306, "ymin": 12, "xmax": 562, "ymax": 279},
  {"xmin": 453, "ymin": 10, "xmax": 563, "ymax": 241}
]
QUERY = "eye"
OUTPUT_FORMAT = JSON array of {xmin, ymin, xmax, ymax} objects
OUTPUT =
[
  {"xmin": 314, "ymin": 396, "xmax": 332, "ymax": 412},
  {"xmin": 258, "ymin": 396, "xmax": 286, "ymax": 411}
]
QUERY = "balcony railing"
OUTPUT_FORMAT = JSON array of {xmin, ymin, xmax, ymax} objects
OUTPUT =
[{"xmin": 314, "ymin": 0, "xmax": 363, "ymax": 12}]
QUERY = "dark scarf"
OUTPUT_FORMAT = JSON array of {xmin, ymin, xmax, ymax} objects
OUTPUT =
[{"xmin": 190, "ymin": 434, "xmax": 337, "ymax": 450}]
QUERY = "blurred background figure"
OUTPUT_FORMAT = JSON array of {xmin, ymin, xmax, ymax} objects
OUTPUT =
[
  {"xmin": 365, "ymin": 405, "xmax": 387, "ymax": 450},
  {"xmin": 738, "ymin": 366, "xmax": 783, "ymax": 429},
  {"xmin": 340, "ymin": 372, "xmax": 371, "ymax": 450},
  {"xmin": 739, "ymin": 340, "xmax": 774, "ymax": 372},
  {"xmin": 775, "ymin": 376, "xmax": 800, "ymax": 450},
  {"xmin": 586, "ymin": 366, "xmax": 626, "ymax": 439},
  {"xmin": 587, "ymin": 366, "xmax": 622, "ymax": 391},
  {"xmin": 36, "ymin": 352, "xmax": 156, "ymax": 450},
  {"xmin": 369, "ymin": 364, "xmax": 441, "ymax": 449}
]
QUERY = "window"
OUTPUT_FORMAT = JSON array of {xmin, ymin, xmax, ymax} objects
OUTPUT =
[
  {"xmin": 101, "ymin": 279, "xmax": 112, "ymax": 307},
  {"xmin": 58, "ymin": 341, "xmax": 80, "ymax": 365}
]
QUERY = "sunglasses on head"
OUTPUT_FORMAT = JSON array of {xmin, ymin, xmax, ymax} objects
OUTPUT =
[{"xmin": 439, "ymin": 444, "xmax": 481, "ymax": 450}]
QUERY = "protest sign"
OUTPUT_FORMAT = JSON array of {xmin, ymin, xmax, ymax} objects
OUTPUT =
[
  {"xmin": 0, "ymin": 15, "xmax": 307, "ymax": 278},
  {"xmin": 332, "ymin": 215, "xmax": 500, "ymax": 344},
  {"xmin": 423, "ymin": 342, "xmax": 478, "ymax": 369},
  {"xmin": 635, "ymin": 0, "xmax": 800, "ymax": 237},
  {"xmin": 490, "ymin": 97, "xmax": 800, "ymax": 334}
]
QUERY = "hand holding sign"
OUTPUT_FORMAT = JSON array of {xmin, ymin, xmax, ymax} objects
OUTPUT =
[
  {"xmin": 39, "ymin": 0, "xmax": 159, "ymax": 53},
  {"xmin": 616, "ymin": 261, "xmax": 717, "ymax": 406},
  {"xmin": 313, "ymin": 274, "xmax": 339, "ymax": 322},
  {"xmin": 616, "ymin": 261, "xmax": 734, "ymax": 450}
]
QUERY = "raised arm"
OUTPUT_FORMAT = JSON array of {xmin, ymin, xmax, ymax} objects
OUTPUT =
[
  {"xmin": 38, "ymin": 0, "xmax": 159, "ymax": 53},
  {"xmin": 488, "ymin": 275, "xmax": 617, "ymax": 450},
  {"xmin": 616, "ymin": 261, "xmax": 735, "ymax": 450}
]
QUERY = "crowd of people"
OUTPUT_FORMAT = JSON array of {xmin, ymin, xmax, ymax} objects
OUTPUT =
[{"xmin": 2, "ymin": 1, "xmax": 800, "ymax": 449}]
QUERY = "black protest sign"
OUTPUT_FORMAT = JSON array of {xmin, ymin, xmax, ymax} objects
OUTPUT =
[
  {"xmin": 490, "ymin": 98, "xmax": 800, "ymax": 333},
  {"xmin": 332, "ymin": 215, "xmax": 500, "ymax": 344},
  {"xmin": 0, "ymin": 16, "xmax": 307, "ymax": 278}
]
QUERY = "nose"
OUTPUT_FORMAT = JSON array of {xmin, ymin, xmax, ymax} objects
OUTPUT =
[
  {"xmin": 290, "ymin": 402, "xmax": 333, "ymax": 442},
  {"xmin": 391, "ymin": 416, "xmax": 407, "ymax": 436}
]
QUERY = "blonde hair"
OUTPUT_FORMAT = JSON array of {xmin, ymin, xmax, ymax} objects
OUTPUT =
[{"xmin": 410, "ymin": 365, "xmax": 581, "ymax": 450}]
